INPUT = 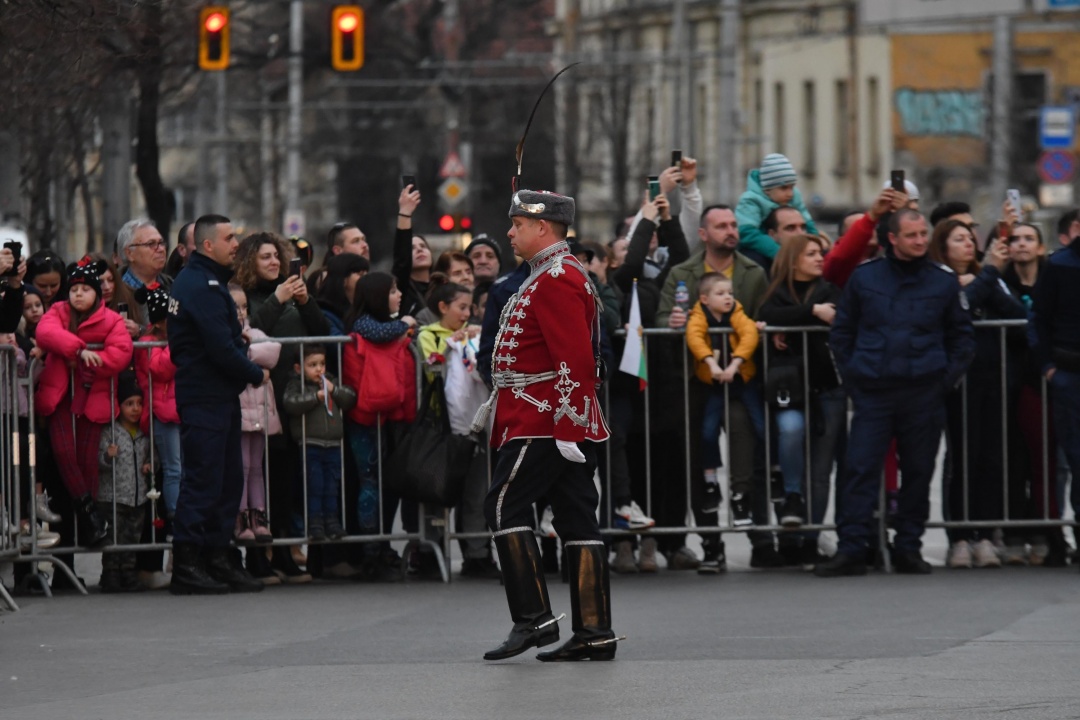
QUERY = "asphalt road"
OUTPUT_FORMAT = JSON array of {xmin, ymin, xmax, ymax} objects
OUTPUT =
[{"xmin": 2, "ymin": 542, "xmax": 1078, "ymax": 720}]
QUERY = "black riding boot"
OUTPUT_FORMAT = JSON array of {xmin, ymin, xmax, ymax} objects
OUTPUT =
[
  {"xmin": 483, "ymin": 529, "xmax": 561, "ymax": 660},
  {"xmin": 537, "ymin": 541, "xmax": 617, "ymax": 662}
]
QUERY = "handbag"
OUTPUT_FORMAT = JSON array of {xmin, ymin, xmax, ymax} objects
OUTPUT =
[
  {"xmin": 764, "ymin": 355, "xmax": 805, "ymax": 409},
  {"xmin": 385, "ymin": 375, "xmax": 474, "ymax": 507}
]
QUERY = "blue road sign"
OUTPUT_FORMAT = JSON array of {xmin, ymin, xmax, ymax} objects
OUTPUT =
[
  {"xmin": 1038, "ymin": 150, "xmax": 1076, "ymax": 184},
  {"xmin": 1041, "ymin": 106, "xmax": 1076, "ymax": 150}
]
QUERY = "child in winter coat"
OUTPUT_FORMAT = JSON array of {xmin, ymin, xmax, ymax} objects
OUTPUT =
[
  {"xmin": 417, "ymin": 277, "xmax": 498, "ymax": 577},
  {"xmin": 283, "ymin": 345, "xmax": 356, "ymax": 542},
  {"xmin": 341, "ymin": 272, "xmax": 417, "ymax": 577},
  {"xmin": 736, "ymin": 153, "xmax": 819, "ymax": 262},
  {"xmin": 686, "ymin": 272, "xmax": 762, "ymax": 522},
  {"xmin": 230, "ymin": 285, "xmax": 282, "ymax": 543},
  {"xmin": 97, "ymin": 374, "xmax": 153, "ymax": 593},
  {"xmin": 133, "ymin": 283, "xmax": 182, "ymax": 523},
  {"xmin": 35, "ymin": 257, "xmax": 133, "ymax": 547}
]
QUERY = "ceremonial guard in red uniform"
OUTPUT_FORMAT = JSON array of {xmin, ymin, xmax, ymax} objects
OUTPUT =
[{"xmin": 475, "ymin": 188, "xmax": 619, "ymax": 662}]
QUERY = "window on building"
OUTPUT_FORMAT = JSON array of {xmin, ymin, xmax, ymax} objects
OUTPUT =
[
  {"xmin": 803, "ymin": 80, "xmax": 817, "ymax": 177},
  {"xmin": 834, "ymin": 79, "xmax": 849, "ymax": 177}
]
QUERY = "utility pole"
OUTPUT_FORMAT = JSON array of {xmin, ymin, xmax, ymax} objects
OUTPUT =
[
  {"xmin": 216, "ymin": 71, "xmax": 229, "ymax": 213},
  {"xmin": 285, "ymin": 0, "xmax": 303, "ymax": 231},
  {"xmin": 716, "ymin": 0, "xmax": 740, "ymax": 203},
  {"xmin": 846, "ymin": 0, "xmax": 860, "ymax": 206},
  {"xmin": 990, "ymin": 14, "xmax": 1013, "ymax": 211}
]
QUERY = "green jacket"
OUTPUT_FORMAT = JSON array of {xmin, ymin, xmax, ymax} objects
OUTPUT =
[
  {"xmin": 655, "ymin": 250, "xmax": 769, "ymax": 328},
  {"xmin": 283, "ymin": 372, "xmax": 357, "ymax": 447}
]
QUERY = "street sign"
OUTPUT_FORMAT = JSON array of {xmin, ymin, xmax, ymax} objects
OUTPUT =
[
  {"xmin": 1040, "ymin": 183, "xmax": 1075, "ymax": 208},
  {"xmin": 1037, "ymin": 150, "xmax": 1076, "ymax": 184},
  {"xmin": 438, "ymin": 178, "xmax": 468, "ymax": 206},
  {"xmin": 438, "ymin": 151, "xmax": 467, "ymax": 179},
  {"xmin": 283, "ymin": 209, "xmax": 306, "ymax": 237},
  {"xmin": 1040, "ymin": 106, "xmax": 1075, "ymax": 150},
  {"xmin": 1039, "ymin": 0, "xmax": 1080, "ymax": 8}
]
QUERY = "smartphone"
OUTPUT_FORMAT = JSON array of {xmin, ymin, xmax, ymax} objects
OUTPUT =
[
  {"xmin": 890, "ymin": 169, "xmax": 905, "ymax": 193},
  {"xmin": 402, "ymin": 174, "xmax": 416, "ymax": 190},
  {"xmin": 117, "ymin": 302, "xmax": 129, "ymax": 319},
  {"xmin": 671, "ymin": 150, "xmax": 682, "ymax": 167},
  {"xmin": 1007, "ymin": 188, "xmax": 1021, "ymax": 217},
  {"xmin": 2, "ymin": 241, "xmax": 20, "ymax": 277},
  {"xmin": 648, "ymin": 175, "xmax": 661, "ymax": 201},
  {"xmin": 289, "ymin": 257, "xmax": 303, "ymax": 278}
]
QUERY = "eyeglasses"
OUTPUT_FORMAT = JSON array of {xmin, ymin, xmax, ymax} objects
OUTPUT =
[{"xmin": 131, "ymin": 240, "xmax": 166, "ymax": 250}]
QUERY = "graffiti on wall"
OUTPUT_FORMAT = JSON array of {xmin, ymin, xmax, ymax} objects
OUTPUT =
[{"xmin": 894, "ymin": 87, "xmax": 985, "ymax": 137}]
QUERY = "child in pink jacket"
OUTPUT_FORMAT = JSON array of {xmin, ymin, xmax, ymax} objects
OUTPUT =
[
  {"xmin": 35, "ymin": 257, "xmax": 133, "ymax": 547},
  {"xmin": 230, "ymin": 285, "xmax": 281, "ymax": 543},
  {"xmin": 133, "ymin": 283, "xmax": 182, "ymax": 522}
]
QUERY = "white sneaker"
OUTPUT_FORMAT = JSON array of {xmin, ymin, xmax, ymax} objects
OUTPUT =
[
  {"xmin": 947, "ymin": 540, "xmax": 973, "ymax": 568},
  {"xmin": 539, "ymin": 507, "xmax": 557, "ymax": 538},
  {"xmin": 19, "ymin": 525, "xmax": 60, "ymax": 550},
  {"xmin": 1029, "ymin": 543, "xmax": 1050, "ymax": 566},
  {"xmin": 1002, "ymin": 544, "xmax": 1028, "ymax": 566},
  {"xmin": 614, "ymin": 501, "xmax": 655, "ymax": 530},
  {"xmin": 972, "ymin": 539, "xmax": 1002, "ymax": 568}
]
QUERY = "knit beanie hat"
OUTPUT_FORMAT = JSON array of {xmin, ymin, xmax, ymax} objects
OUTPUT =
[
  {"xmin": 116, "ymin": 371, "xmax": 143, "ymax": 404},
  {"xmin": 135, "ymin": 281, "xmax": 170, "ymax": 323},
  {"xmin": 759, "ymin": 153, "xmax": 798, "ymax": 190},
  {"xmin": 66, "ymin": 256, "xmax": 106, "ymax": 297},
  {"xmin": 465, "ymin": 234, "xmax": 502, "ymax": 262}
]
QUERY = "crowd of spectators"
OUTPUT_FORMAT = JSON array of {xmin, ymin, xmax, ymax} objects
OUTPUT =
[{"xmin": 2, "ymin": 151, "xmax": 1079, "ymax": 597}]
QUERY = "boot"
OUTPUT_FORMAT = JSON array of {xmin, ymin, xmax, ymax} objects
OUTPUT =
[
  {"xmin": 484, "ymin": 529, "xmax": 562, "ymax": 661},
  {"xmin": 324, "ymin": 514, "xmax": 346, "ymax": 541},
  {"xmin": 169, "ymin": 542, "xmax": 229, "ymax": 595},
  {"xmin": 271, "ymin": 544, "xmax": 313, "ymax": 584},
  {"xmin": 76, "ymin": 494, "xmax": 109, "ymax": 548},
  {"xmin": 537, "ymin": 541, "xmax": 618, "ymax": 662},
  {"xmin": 611, "ymin": 540, "xmax": 638, "ymax": 574},
  {"xmin": 245, "ymin": 546, "xmax": 282, "ymax": 586},
  {"xmin": 205, "ymin": 547, "xmax": 264, "ymax": 593}
]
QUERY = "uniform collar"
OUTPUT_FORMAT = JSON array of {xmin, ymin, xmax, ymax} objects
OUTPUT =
[
  {"xmin": 190, "ymin": 251, "xmax": 235, "ymax": 283},
  {"xmin": 527, "ymin": 240, "xmax": 570, "ymax": 272}
]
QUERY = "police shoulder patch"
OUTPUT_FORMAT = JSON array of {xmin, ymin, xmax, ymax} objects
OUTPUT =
[
  {"xmin": 959, "ymin": 290, "xmax": 970, "ymax": 311},
  {"xmin": 208, "ymin": 279, "xmax": 220, "ymax": 286},
  {"xmin": 932, "ymin": 262, "xmax": 954, "ymax": 274}
]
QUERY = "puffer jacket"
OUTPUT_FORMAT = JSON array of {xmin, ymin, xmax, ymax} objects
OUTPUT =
[
  {"xmin": 35, "ymin": 302, "xmax": 133, "ymax": 422},
  {"xmin": 97, "ymin": 424, "xmax": 151, "ymax": 507},
  {"xmin": 342, "ymin": 315, "xmax": 417, "ymax": 426},
  {"xmin": 134, "ymin": 333, "xmax": 180, "ymax": 431},
  {"xmin": 283, "ymin": 371, "xmax": 357, "ymax": 447},
  {"xmin": 240, "ymin": 325, "xmax": 282, "ymax": 435},
  {"xmin": 686, "ymin": 299, "xmax": 759, "ymax": 384}
]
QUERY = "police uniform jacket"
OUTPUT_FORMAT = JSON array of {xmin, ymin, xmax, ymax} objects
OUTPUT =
[
  {"xmin": 486, "ymin": 241, "xmax": 610, "ymax": 448},
  {"xmin": 829, "ymin": 252, "xmax": 975, "ymax": 391},
  {"xmin": 167, "ymin": 251, "xmax": 264, "ymax": 407}
]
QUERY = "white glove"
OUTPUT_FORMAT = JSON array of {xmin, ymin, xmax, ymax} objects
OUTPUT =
[{"xmin": 556, "ymin": 440, "xmax": 586, "ymax": 464}]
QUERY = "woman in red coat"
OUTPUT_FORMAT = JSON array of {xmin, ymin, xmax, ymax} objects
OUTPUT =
[{"xmin": 35, "ymin": 257, "xmax": 134, "ymax": 546}]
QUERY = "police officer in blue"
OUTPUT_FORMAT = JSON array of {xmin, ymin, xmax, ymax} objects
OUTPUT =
[
  {"xmin": 168, "ymin": 214, "xmax": 268, "ymax": 594},
  {"xmin": 819, "ymin": 208, "xmax": 975, "ymax": 576}
]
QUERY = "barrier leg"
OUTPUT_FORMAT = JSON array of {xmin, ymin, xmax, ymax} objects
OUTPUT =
[
  {"xmin": 878, "ymin": 472, "xmax": 891, "ymax": 574},
  {"xmin": 0, "ymin": 576, "xmax": 18, "ymax": 611}
]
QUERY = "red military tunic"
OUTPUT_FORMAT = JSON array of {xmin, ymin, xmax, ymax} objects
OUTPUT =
[{"xmin": 487, "ymin": 241, "xmax": 610, "ymax": 449}]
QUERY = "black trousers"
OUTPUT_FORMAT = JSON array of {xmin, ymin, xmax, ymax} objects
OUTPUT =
[
  {"xmin": 174, "ymin": 402, "xmax": 243, "ymax": 548},
  {"xmin": 484, "ymin": 439, "xmax": 601, "ymax": 543}
]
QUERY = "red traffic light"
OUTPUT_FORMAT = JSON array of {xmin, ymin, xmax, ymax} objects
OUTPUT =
[
  {"xmin": 460, "ymin": 216, "xmax": 472, "ymax": 230},
  {"xmin": 337, "ymin": 11, "xmax": 359, "ymax": 33},
  {"xmin": 438, "ymin": 215, "xmax": 455, "ymax": 232},
  {"xmin": 204, "ymin": 11, "xmax": 226, "ymax": 32}
]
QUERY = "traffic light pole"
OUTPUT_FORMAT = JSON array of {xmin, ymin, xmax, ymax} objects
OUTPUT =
[
  {"xmin": 216, "ymin": 71, "xmax": 229, "ymax": 214},
  {"xmin": 285, "ymin": 0, "xmax": 303, "ymax": 227}
]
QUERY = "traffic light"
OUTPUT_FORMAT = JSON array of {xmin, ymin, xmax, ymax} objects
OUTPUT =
[
  {"xmin": 331, "ymin": 5, "xmax": 364, "ymax": 71},
  {"xmin": 198, "ymin": 6, "xmax": 230, "ymax": 71},
  {"xmin": 438, "ymin": 214, "xmax": 472, "ymax": 232}
]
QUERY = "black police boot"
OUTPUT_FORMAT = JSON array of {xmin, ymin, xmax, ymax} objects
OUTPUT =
[
  {"xmin": 169, "ymin": 543, "xmax": 229, "ymax": 595},
  {"xmin": 484, "ymin": 529, "xmax": 561, "ymax": 661},
  {"xmin": 537, "ymin": 541, "xmax": 618, "ymax": 662},
  {"xmin": 813, "ymin": 551, "xmax": 868, "ymax": 578},
  {"xmin": 205, "ymin": 547, "xmax": 265, "ymax": 593},
  {"xmin": 76, "ymin": 494, "xmax": 109, "ymax": 548},
  {"xmin": 891, "ymin": 549, "xmax": 932, "ymax": 575}
]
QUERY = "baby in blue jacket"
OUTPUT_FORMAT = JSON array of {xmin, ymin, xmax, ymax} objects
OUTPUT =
[{"xmin": 736, "ymin": 153, "xmax": 818, "ymax": 261}]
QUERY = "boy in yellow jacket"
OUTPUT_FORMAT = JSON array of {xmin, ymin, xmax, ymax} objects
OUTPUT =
[{"xmin": 686, "ymin": 272, "xmax": 763, "ymax": 523}]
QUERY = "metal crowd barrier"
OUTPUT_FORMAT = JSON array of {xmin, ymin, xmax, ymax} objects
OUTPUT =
[{"xmin": 2, "ymin": 317, "xmax": 1075, "ymax": 603}]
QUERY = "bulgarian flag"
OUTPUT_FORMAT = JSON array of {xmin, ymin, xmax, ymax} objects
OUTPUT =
[{"xmin": 618, "ymin": 280, "xmax": 648, "ymax": 390}]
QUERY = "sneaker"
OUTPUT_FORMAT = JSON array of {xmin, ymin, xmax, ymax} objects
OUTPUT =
[
  {"xmin": 324, "ymin": 515, "xmax": 346, "ymax": 541},
  {"xmin": 1028, "ymin": 541, "xmax": 1050, "ymax": 567},
  {"xmin": 611, "ymin": 540, "xmax": 638, "ymax": 574},
  {"xmin": 235, "ymin": 513, "xmax": 255, "ymax": 543},
  {"xmin": 749, "ymin": 545, "xmax": 786, "ymax": 568},
  {"xmin": 697, "ymin": 542, "xmax": 727, "ymax": 575},
  {"xmin": 137, "ymin": 570, "xmax": 171, "ymax": 590},
  {"xmin": 18, "ymin": 524, "xmax": 60, "ymax": 550},
  {"xmin": 729, "ymin": 493, "xmax": 752, "ymax": 527},
  {"xmin": 539, "ymin": 507, "xmax": 557, "ymax": 538},
  {"xmin": 665, "ymin": 546, "xmax": 700, "ymax": 570},
  {"xmin": 779, "ymin": 493, "xmax": 805, "ymax": 528},
  {"xmin": 701, "ymin": 481, "xmax": 721, "ymax": 514},
  {"xmin": 947, "ymin": 540, "xmax": 973, "ymax": 569},
  {"xmin": 637, "ymin": 537, "xmax": 659, "ymax": 573},
  {"xmin": 35, "ymin": 492, "xmax": 62, "ymax": 523},
  {"xmin": 308, "ymin": 518, "xmax": 327, "ymax": 543},
  {"xmin": 1003, "ymin": 543, "xmax": 1028, "ymax": 566},
  {"xmin": 972, "ymin": 539, "xmax": 1001, "ymax": 568},
  {"xmin": 460, "ymin": 556, "xmax": 503, "ymax": 580},
  {"xmin": 614, "ymin": 501, "xmax": 655, "ymax": 530}
]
